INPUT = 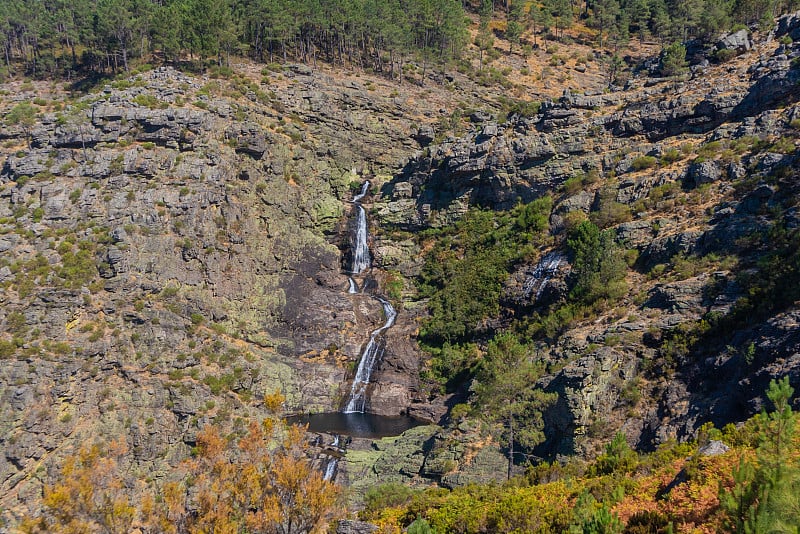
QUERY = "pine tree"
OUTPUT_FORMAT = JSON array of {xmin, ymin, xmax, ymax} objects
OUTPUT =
[
  {"xmin": 506, "ymin": 0, "xmax": 524, "ymax": 54},
  {"xmin": 473, "ymin": 333, "xmax": 557, "ymax": 479},
  {"xmin": 476, "ymin": 0, "xmax": 494, "ymax": 71},
  {"xmin": 719, "ymin": 377, "xmax": 799, "ymax": 533},
  {"xmin": 660, "ymin": 41, "xmax": 686, "ymax": 76},
  {"xmin": 567, "ymin": 220, "xmax": 627, "ymax": 305},
  {"xmin": 6, "ymin": 101, "xmax": 37, "ymax": 147}
]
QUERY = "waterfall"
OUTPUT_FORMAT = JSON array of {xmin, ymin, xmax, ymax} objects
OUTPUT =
[
  {"xmin": 323, "ymin": 457, "xmax": 338, "ymax": 481},
  {"xmin": 350, "ymin": 181, "xmax": 371, "ymax": 274},
  {"xmin": 352, "ymin": 180, "xmax": 370, "ymax": 203},
  {"xmin": 522, "ymin": 252, "xmax": 565, "ymax": 301},
  {"xmin": 343, "ymin": 297, "xmax": 397, "ymax": 413},
  {"xmin": 348, "ymin": 277, "xmax": 358, "ymax": 294}
]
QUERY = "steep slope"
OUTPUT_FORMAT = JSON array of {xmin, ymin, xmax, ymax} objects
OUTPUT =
[
  {"xmin": 1, "ymin": 10, "xmax": 800, "ymax": 526},
  {"xmin": 362, "ymin": 14, "xmax": 800, "ymax": 483},
  {"xmin": 0, "ymin": 64, "xmax": 452, "ymax": 521}
]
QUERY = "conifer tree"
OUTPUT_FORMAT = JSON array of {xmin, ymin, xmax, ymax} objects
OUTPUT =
[
  {"xmin": 719, "ymin": 377, "xmax": 799, "ymax": 533},
  {"xmin": 476, "ymin": 0, "xmax": 494, "ymax": 70},
  {"xmin": 473, "ymin": 333, "xmax": 556, "ymax": 479},
  {"xmin": 506, "ymin": 0, "xmax": 524, "ymax": 54}
]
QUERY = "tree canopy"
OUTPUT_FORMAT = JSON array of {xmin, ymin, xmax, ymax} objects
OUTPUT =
[
  {"xmin": 3, "ymin": 0, "xmax": 799, "ymax": 79},
  {"xmin": 0, "ymin": 0, "xmax": 468, "ymax": 77}
]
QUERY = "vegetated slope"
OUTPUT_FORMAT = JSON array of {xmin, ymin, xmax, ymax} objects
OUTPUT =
[
  {"xmin": 358, "ymin": 380, "xmax": 800, "ymax": 533},
  {"xmin": 365, "ymin": 11, "xmax": 800, "ymax": 486}
]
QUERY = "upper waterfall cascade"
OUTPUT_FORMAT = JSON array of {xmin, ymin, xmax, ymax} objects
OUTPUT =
[
  {"xmin": 522, "ymin": 252, "xmax": 565, "ymax": 301},
  {"xmin": 350, "ymin": 181, "xmax": 371, "ymax": 274}
]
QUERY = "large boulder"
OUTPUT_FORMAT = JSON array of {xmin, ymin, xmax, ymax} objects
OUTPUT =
[
  {"xmin": 717, "ymin": 29, "xmax": 752, "ymax": 53},
  {"xmin": 337, "ymin": 520, "xmax": 378, "ymax": 534},
  {"xmin": 686, "ymin": 160, "xmax": 722, "ymax": 187}
]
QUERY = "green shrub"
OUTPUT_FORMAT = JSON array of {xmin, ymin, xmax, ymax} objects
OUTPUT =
[
  {"xmin": 132, "ymin": 94, "xmax": 165, "ymax": 109},
  {"xmin": 590, "ymin": 433, "xmax": 639, "ymax": 476},
  {"xmin": 715, "ymin": 48, "xmax": 737, "ymax": 63},
  {"xmin": 770, "ymin": 136, "xmax": 795, "ymax": 154},
  {"xmin": 661, "ymin": 42, "xmax": 687, "ymax": 76},
  {"xmin": 0, "ymin": 339, "xmax": 18, "ymax": 359},
  {"xmin": 697, "ymin": 140, "xmax": 724, "ymax": 159},
  {"xmin": 590, "ymin": 190, "xmax": 632, "ymax": 229},
  {"xmin": 631, "ymin": 155, "xmax": 658, "ymax": 171},
  {"xmin": 109, "ymin": 155, "xmax": 125, "ymax": 175},
  {"xmin": 660, "ymin": 148, "xmax": 682, "ymax": 164},
  {"xmin": 362, "ymin": 483, "xmax": 417, "ymax": 520},
  {"xmin": 407, "ymin": 518, "xmax": 435, "ymax": 534}
]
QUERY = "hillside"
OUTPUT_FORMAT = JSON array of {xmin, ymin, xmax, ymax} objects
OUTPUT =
[{"xmin": 1, "ymin": 4, "xmax": 799, "ymax": 533}]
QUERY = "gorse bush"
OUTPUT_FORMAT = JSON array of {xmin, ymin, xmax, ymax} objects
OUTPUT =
[
  {"xmin": 363, "ymin": 380, "xmax": 798, "ymax": 533},
  {"xmin": 631, "ymin": 156, "xmax": 658, "ymax": 171},
  {"xmin": 22, "ymin": 418, "xmax": 341, "ymax": 534}
]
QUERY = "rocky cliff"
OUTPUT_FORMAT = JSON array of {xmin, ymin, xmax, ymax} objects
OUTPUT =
[
  {"xmin": 0, "ymin": 63, "xmax": 452, "ymax": 521},
  {"xmin": 372, "ymin": 13, "xmax": 800, "ymax": 466}
]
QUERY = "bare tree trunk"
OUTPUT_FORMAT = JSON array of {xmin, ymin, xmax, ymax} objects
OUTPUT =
[{"xmin": 507, "ymin": 414, "xmax": 514, "ymax": 480}]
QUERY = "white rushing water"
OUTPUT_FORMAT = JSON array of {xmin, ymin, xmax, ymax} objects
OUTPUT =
[
  {"xmin": 352, "ymin": 180, "xmax": 370, "ymax": 203},
  {"xmin": 323, "ymin": 457, "xmax": 338, "ymax": 481},
  {"xmin": 343, "ymin": 297, "xmax": 397, "ymax": 413},
  {"xmin": 350, "ymin": 181, "xmax": 371, "ymax": 274},
  {"xmin": 522, "ymin": 252, "xmax": 565, "ymax": 301},
  {"xmin": 348, "ymin": 277, "xmax": 358, "ymax": 294}
]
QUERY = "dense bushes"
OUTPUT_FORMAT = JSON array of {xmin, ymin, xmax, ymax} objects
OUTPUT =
[
  {"xmin": 418, "ymin": 197, "xmax": 552, "ymax": 347},
  {"xmin": 362, "ymin": 382, "xmax": 800, "ymax": 533}
]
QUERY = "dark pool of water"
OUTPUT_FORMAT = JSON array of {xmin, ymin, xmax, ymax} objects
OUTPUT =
[{"xmin": 288, "ymin": 412, "xmax": 424, "ymax": 438}]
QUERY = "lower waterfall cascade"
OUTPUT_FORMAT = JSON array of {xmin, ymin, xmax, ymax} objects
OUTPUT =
[{"xmin": 343, "ymin": 297, "xmax": 397, "ymax": 413}]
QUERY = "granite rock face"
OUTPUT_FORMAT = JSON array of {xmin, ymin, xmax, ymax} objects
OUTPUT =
[{"xmin": 0, "ymin": 65, "xmax": 429, "ymax": 520}]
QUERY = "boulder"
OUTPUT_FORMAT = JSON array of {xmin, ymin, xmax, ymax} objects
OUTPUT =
[
  {"xmin": 699, "ymin": 440, "xmax": 730, "ymax": 456},
  {"xmin": 717, "ymin": 29, "xmax": 752, "ymax": 53},
  {"xmin": 686, "ymin": 160, "xmax": 722, "ymax": 187},
  {"xmin": 413, "ymin": 125, "xmax": 435, "ymax": 147},
  {"xmin": 775, "ymin": 11, "xmax": 800, "ymax": 41},
  {"xmin": 226, "ymin": 123, "xmax": 271, "ymax": 159},
  {"xmin": 639, "ymin": 231, "xmax": 702, "ymax": 268}
]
